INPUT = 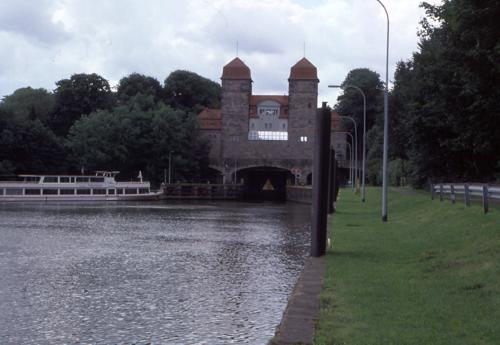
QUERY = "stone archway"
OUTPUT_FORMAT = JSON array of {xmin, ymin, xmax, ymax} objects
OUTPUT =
[{"xmin": 235, "ymin": 166, "xmax": 293, "ymax": 201}]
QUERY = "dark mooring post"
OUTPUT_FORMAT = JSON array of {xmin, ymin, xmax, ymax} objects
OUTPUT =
[
  {"xmin": 334, "ymin": 159, "xmax": 340, "ymax": 202},
  {"xmin": 328, "ymin": 148, "xmax": 336, "ymax": 214},
  {"xmin": 311, "ymin": 102, "xmax": 331, "ymax": 257}
]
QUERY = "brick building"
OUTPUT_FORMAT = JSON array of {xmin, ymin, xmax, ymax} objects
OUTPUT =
[{"xmin": 198, "ymin": 57, "xmax": 347, "ymax": 186}]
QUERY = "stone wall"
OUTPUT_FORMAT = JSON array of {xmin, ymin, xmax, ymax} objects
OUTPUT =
[{"xmin": 286, "ymin": 185, "xmax": 312, "ymax": 204}]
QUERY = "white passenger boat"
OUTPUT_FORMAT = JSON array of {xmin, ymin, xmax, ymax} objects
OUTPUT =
[{"xmin": 0, "ymin": 171, "xmax": 162, "ymax": 202}]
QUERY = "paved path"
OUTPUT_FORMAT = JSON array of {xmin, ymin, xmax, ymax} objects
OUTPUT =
[{"xmin": 269, "ymin": 256, "xmax": 325, "ymax": 345}]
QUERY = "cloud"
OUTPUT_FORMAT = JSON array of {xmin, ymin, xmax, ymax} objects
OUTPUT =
[
  {"xmin": 0, "ymin": 0, "xmax": 69, "ymax": 45},
  {"xmin": 0, "ymin": 0, "xmax": 443, "ymax": 103}
]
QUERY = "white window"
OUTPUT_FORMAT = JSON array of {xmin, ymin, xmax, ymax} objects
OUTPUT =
[
  {"xmin": 300, "ymin": 136, "xmax": 308, "ymax": 142},
  {"xmin": 248, "ymin": 131, "xmax": 288, "ymax": 141}
]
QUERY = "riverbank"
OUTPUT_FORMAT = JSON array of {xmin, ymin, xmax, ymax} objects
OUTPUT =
[{"xmin": 315, "ymin": 187, "xmax": 500, "ymax": 345}]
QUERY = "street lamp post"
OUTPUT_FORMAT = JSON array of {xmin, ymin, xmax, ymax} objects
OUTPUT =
[
  {"xmin": 376, "ymin": 0, "xmax": 390, "ymax": 222},
  {"xmin": 340, "ymin": 115, "xmax": 358, "ymax": 188},
  {"xmin": 346, "ymin": 142, "xmax": 353, "ymax": 190},
  {"xmin": 333, "ymin": 131, "xmax": 355, "ymax": 190},
  {"xmin": 168, "ymin": 151, "xmax": 174, "ymax": 184},
  {"xmin": 329, "ymin": 84, "xmax": 367, "ymax": 202}
]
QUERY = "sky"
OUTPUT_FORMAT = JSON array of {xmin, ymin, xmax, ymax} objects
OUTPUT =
[{"xmin": 0, "ymin": 0, "xmax": 442, "ymax": 105}]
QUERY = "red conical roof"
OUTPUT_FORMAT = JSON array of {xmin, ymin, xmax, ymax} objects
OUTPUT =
[
  {"xmin": 221, "ymin": 57, "xmax": 252, "ymax": 80},
  {"xmin": 289, "ymin": 57, "xmax": 318, "ymax": 81}
]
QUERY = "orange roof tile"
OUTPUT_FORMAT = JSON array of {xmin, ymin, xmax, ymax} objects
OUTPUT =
[
  {"xmin": 221, "ymin": 57, "xmax": 252, "ymax": 80},
  {"xmin": 289, "ymin": 57, "xmax": 318, "ymax": 81},
  {"xmin": 250, "ymin": 95, "xmax": 288, "ymax": 106}
]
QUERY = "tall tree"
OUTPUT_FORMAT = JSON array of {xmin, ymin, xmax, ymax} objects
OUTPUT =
[
  {"xmin": 51, "ymin": 73, "xmax": 114, "ymax": 136},
  {"xmin": 334, "ymin": 68, "xmax": 384, "ymax": 132},
  {"xmin": 66, "ymin": 99, "xmax": 209, "ymax": 185},
  {"xmin": 116, "ymin": 73, "xmax": 162, "ymax": 105},
  {"xmin": 0, "ymin": 113, "xmax": 67, "ymax": 174},
  {"xmin": 391, "ymin": 0, "xmax": 500, "ymax": 186},
  {"xmin": 163, "ymin": 70, "xmax": 221, "ymax": 113},
  {"xmin": 0, "ymin": 87, "xmax": 55, "ymax": 125},
  {"xmin": 334, "ymin": 68, "xmax": 385, "ymax": 184}
]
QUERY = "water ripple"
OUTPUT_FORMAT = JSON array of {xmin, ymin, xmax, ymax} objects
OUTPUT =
[{"xmin": 0, "ymin": 201, "xmax": 310, "ymax": 344}]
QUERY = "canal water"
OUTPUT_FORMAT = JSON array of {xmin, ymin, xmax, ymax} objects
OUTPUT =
[{"xmin": 0, "ymin": 201, "xmax": 311, "ymax": 344}]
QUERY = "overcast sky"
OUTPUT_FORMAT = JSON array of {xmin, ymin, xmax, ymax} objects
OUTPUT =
[{"xmin": 0, "ymin": 0, "xmax": 441, "ymax": 104}]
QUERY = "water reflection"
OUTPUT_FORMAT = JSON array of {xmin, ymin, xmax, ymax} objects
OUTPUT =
[{"xmin": 0, "ymin": 201, "xmax": 310, "ymax": 344}]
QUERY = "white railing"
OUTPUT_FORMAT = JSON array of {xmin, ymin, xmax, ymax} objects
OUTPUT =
[{"xmin": 431, "ymin": 183, "xmax": 499, "ymax": 214}]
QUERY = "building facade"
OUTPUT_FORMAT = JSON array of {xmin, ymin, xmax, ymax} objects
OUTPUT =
[{"xmin": 198, "ymin": 57, "xmax": 347, "ymax": 185}]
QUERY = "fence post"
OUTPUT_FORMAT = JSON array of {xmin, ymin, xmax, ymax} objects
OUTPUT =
[
  {"xmin": 450, "ymin": 184, "xmax": 456, "ymax": 204},
  {"xmin": 431, "ymin": 184, "xmax": 435, "ymax": 200},
  {"xmin": 439, "ymin": 184, "xmax": 444, "ymax": 202},
  {"xmin": 464, "ymin": 183, "xmax": 470, "ymax": 207},
  {"xmin": 482, "ymin": 185, "xmax": 489, "ymax": 214}
]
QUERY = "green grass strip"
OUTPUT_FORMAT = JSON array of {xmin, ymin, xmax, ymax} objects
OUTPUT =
[{"xmin": 315, "ymin": 187, "xmax": 500, "ymax": 345}]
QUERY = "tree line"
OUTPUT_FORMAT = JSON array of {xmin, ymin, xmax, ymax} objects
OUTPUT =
[
  {"xmin": 0, "ymin": 71, "xmax": 221, "ymax": 185},
  {"xmin": 334, "ymin": 0, "xmax": 500, "ymax": 187}
]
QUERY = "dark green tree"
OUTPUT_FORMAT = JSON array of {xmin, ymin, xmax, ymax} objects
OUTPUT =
[
  {"xmin": 0, "ymin": 112, "xmax": 67, "ymax": 174},
  {"xmin": 163, "ymin": 70, "xmax": 221, "ymax": 113},
  {"xmin": 50, "ymin": 73, "xmax": 114, "ymax": 136},
  {"xmin": 334, "ymin": 68, "xmax": 384, "ymax": 132},
  {"xmin": 66, "ymin": 99, "xmax": 209, "ymax": 185},
  {"xmin": 0, "ymin": 87, "xmax": 55, "ymax": 125},
  {"xmin": 116, "ymin": 73, "xmax": 162, "ymax": 105},
  {"xmin": 334, "ymin": 68, "xmax": 385, "ymax": 184},
  {"xmin": 391, "ymin": 0, "xmax": 500, "ymax": 186}
]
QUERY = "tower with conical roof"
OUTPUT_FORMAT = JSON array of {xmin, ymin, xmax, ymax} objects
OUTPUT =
[
  {"xmin": 220, "ymin": 57, "xmax": 252, "ymax": 160},
  {"xmin": 288, "ymin": 58, "xmax": 319, "ymax": 154}
]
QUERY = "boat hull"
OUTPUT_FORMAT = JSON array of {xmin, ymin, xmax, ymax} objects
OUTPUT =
[{"xmin": 0, "ymin": 192, "xmax": 162, "ymax": 202}]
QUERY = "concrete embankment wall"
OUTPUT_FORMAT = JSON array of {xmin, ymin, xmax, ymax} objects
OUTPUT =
[{"xmin": 286, "ymin": 186, "xmax": 312, "ymax": 204}]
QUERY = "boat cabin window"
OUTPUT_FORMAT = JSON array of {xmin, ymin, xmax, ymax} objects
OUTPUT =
[
  {"xmin": 76, "ymin": 189, "xmax": 91, "ymax": 195},
  {"xmin": 0, "ymin": 189, "xmax": 3, "ymax": 195},
  {"xmin": 44, "ymin": 177, "xmax": 58, "ymax": 183},
  {"xmin": 60, "ymin": 177, "xmax": 70, "ymax": 183},
  {"xmin": 42, "ymin": 189, "xmax": 58, "ymax": 195},
  {"xmin": 71, "ymin": 177, "xmax": 75, "ymax": 183},
  {"xmin": 139, "ymin": 188, "xmax": 149, "ymax": 194},
  {"xmin": 60, "ymin": 189, "xmax": 75, "ymax": 195},
  {"xmin": 25, "ymin": 189, "xmax": 41, "ymax": 195},
  {"xmin": 90, "ymin": 177, "xmax": 104, "ymax": 183},
  {"xmin": 125, "ymin": 188, "xmax": 137, "ymax": 195},
  {"xmin": 116, "ymin": 189, "xmax": 124, "ymax": 195},
  {"xmin": 5, "ymin": 188, "xmax": 23, "ymax": 195},
  {"xmin": 93, "ymin": 189, "xmax": 106, "ymax": 195},
  {"xmin": 108, "ymin": 189, "xmax": 115, "ymax": 195},
  {"xmin": 76, "ymin": 177, "xmax": 89, "ymax": 183},
  {"xmin": 24, "ymin": 176, "xmax": 41, "ymax": 182}
]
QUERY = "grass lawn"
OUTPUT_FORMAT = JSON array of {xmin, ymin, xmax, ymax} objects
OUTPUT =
[{"xmin": 314, "ymin": 187, "xmax": 500, "ymax": 345}]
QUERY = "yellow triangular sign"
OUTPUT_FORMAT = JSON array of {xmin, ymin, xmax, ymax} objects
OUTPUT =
[{"xmin": 262, "ymin": 179, "xmax": 275, "ymax": 191}]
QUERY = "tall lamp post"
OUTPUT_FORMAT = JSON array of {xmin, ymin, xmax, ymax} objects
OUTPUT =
[
  {"xmin": 329, "ymin": 84, "xmax": 367, "ymax": 202},
  {"xmin": 340, "ymin": 115, "xmax": 358, "ymax": 189},
  {"xmin": 333, "ymin": 131, "xmax": 355, "ymax": 190},
  {"xmin": 168, "ymin": 150, "xmax": 174, "ymax": 184},
  {"xmin": 376, "ymin": 0, "xmax": 390, "ymax": 222},
  {"xmin": 346, "ymin": 142, "xmax": 353, "ymax": 190}
]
